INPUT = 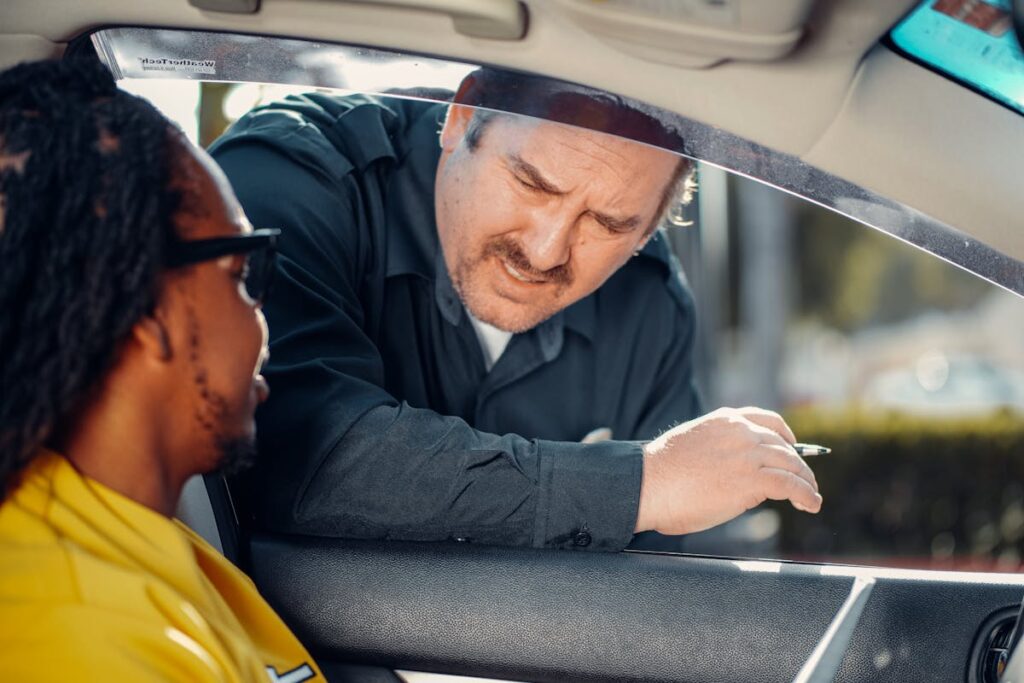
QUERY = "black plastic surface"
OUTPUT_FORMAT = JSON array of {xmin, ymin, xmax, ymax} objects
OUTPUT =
[
  {"xmin": 966, "ymin": 606, "xmax": 1019, "ymax": 683},
  {"xmin": 203, "ymin": 474, "xmax": 242, "ymax": 565},
  {"xmin": 249, "ymin": 535, "xmax": 1024, "ymax": 682}
]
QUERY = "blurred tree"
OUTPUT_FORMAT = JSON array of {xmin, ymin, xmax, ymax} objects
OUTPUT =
[
  {"xmin": 198, "ymin": 82, "xmax": 233, "ymax": 149},
  {"xmin": 786, "ymin": 195, "xmax": 991, "ymax": 331}
]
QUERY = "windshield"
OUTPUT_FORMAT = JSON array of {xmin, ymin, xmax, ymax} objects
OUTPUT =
[{"xmin": 97, "ymin": 27, "xmax": 1024, "ymax": 573}]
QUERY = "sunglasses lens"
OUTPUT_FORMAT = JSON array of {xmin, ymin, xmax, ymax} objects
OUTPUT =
[{"xmin": 245, "ymin": 247, "xmax": 276, "ymax": 303}]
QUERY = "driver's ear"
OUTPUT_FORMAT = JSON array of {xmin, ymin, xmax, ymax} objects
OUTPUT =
[{"xmin": 131, "ymin": 304, "xmax": 174, "ymax": 364}]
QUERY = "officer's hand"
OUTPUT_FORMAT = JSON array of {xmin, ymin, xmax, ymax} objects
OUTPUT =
[{"xmin": 634, "ymin": 406, "xmax": 822, "ymax": 535}]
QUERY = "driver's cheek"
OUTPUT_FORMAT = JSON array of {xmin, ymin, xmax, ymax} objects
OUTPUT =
[
  {"xmin": 215, "ymin": 294, "xmax": 265, "ymax": 396},
  {"xmin": 235, "ymin": 304, "xmax": 266, "ymax": 378}
]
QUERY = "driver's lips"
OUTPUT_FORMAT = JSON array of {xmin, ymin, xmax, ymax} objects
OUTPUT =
[
  {"xmin": 253, "ymin": 374, "xmax": 270, "ymax": 404},
  {"xmin": 253, "ymin": 348, "xmax": 271, "ymax": 405}
]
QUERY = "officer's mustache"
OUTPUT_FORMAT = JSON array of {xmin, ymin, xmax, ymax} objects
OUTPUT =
[{"xmin": 481, "ymin": 237, "xmax": 573, "ymax": 286}]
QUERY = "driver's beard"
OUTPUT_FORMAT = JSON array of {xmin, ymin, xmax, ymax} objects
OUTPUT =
[{"xmin": 213, "ymin": 434, "xmax": 258, "ymax": 478}]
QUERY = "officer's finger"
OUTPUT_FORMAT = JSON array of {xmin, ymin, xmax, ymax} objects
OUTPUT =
[
  {"xmin": 759, "ymin": 444, "xmax": 818, "ymax": 492},
  {"xmin": 759, "ymin": 467, "xmax": 822, "ymax": 513},
  {"xmin": 743, "ymin": 421, "xmax": 793, "ymax": 451},
  {"xmin": 737, "ymin": 407, "xmax": 797, "ymax": 444}
]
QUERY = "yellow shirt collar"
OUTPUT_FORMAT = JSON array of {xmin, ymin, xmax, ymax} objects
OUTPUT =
[{"xmin": 13, "ymin": 450, "xmax": 228, "ymax": 616}]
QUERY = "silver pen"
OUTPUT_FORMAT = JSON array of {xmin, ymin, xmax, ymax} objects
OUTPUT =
[{"xmin": 794, "ymin": 443, "xmax": 831, "ymax": 456}]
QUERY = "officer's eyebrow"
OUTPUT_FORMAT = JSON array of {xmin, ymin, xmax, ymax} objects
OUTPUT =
[
  {"xmin": 508, "ymin": 153, "xmax": 644, "ymax": 233},
  {"xmin": 590, "ymin": 210, "xmax": 642, "ymax": 233},
  {"xmin": 508, "ymin": 154, "xmax": 566, "ymax": 196}
]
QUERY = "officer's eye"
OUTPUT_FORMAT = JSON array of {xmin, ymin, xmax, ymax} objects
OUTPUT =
[
  {"xmin": 602, "ymin": 222, "xmax": 632, "ymax": 235},
  {"xmin": 515, "ymin": 174, "xmax": 540, "ymax": 192},
  {"xmin": 590, "ymin": 213, "xmax": 634, "ymax": 236}
]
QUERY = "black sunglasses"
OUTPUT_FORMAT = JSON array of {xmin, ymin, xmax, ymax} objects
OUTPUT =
[{"xmin": 165, "ymin": 228, "xmax": 280, "ymax": 304}]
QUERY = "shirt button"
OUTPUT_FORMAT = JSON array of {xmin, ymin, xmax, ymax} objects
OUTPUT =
[{"xmin": 573, "ymin": 531, "xmax": 592, "ymax": 547}]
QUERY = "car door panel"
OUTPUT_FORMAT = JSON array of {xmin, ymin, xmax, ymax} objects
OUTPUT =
[{"xmin": 250, "ymin": 534, "xmax": 1024, "ymax": 682}]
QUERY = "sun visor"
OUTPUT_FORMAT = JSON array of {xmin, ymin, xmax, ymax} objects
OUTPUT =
[{"xmin": 555, "ymin": 0, "xmax": 818, "ymax": 68}]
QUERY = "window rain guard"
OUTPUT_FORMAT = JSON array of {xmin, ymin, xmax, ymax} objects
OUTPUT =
[{"xmin": 92, "ymin": 27, "xmax": 1023, "ymax": 297}]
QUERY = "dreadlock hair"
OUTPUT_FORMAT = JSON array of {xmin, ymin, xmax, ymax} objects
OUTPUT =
[{"xmin": 0, "ymin": 59, "xmax": 182, "ymax": 499}]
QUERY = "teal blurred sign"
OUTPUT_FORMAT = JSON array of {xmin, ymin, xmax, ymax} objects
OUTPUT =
[{"xmin": 891, "ymin": 0, "xmax": 1024, "ymax": 115}]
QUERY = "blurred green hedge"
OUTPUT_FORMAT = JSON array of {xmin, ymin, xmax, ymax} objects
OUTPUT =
[{"xmin": 775, "ymin": 408, "xmax": 1024, "ymax": 570}]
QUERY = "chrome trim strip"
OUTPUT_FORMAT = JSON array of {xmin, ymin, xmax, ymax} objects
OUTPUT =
[
  {"xmin": 791, "ymin": 577, "xmax": 876, "ymax": 683},
  {"xmin": 397, "ymin": 671, "xmax": 527, "ymax": 683}
]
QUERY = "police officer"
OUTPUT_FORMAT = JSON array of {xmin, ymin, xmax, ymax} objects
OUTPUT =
[{"xmin": 211, "ymin": 68, "xmax": 822, "ymax": 551}]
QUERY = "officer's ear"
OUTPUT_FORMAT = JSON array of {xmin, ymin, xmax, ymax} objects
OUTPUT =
[
  {"xmin": 440, "ymin": 103, "xmax": 474, "ymax": 152},
  {"xmin": 441, "ymin": 72, "xmax": 480, "ymax": 152}
]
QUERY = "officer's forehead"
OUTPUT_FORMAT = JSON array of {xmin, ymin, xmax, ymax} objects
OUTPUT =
[{"xmin": 488, "ymin": 114, "xmax": 670, "ymax": 165}]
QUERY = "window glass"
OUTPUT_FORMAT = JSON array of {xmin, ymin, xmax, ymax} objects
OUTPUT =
[
  {"xmin": 677, "ymin": 169, "xmax": 1024, "ymax": 571},
  {"xmin": 890, "ymin": 0, "xmax": 1024, "ymax": 115},
  {"xmin": 109, "ymin": 31, "xmax": 1024, "ymax": 573}
]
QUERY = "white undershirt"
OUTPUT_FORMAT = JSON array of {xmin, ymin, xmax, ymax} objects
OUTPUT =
[{"xmin": 467, "ymin": 312, "xmax": 513, "ymax": 371}]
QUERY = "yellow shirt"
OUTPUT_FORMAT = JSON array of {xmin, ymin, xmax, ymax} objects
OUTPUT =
[{"xmin": 0, "ymin": 452, "xmax": 322, "ymax": 682}]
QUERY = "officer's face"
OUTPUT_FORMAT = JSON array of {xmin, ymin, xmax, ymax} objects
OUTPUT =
[{"xmin": 435, "ymin": 108, "xmax": 679, "ymax": 333}]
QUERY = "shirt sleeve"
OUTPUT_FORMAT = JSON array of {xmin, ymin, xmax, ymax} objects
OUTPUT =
[{"xmin": 213, "ymin": 141, "xmax": 642, "ymax": 552}]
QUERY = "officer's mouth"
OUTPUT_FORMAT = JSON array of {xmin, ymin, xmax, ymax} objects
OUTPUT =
[{"xmin": 497, "ymin": 257, "xmax": 547, "ymax": 285}]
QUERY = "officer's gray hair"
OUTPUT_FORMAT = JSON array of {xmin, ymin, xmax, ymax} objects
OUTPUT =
[{"xmin": 463, "ymin": 109, "xmax": 696, "ymax": 235}]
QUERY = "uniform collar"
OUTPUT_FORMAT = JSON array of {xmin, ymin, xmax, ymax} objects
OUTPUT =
[
  {"xmin": 437, "ymin": 250, "xmax": 572, "ymax": 359},
  {"xmin": 560, "ymin": 232, "xmax": 674, "ymax": 344},
  {"xmin": 434, "ymin": 248, "xmax": 462, "ymax": 326},
  {"xmin": 384, "ymin": 103, "xmax": 446, "ymax": 281}
]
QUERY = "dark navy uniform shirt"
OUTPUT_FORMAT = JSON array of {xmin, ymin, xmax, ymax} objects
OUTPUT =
[{"xmin": 210, "ymin": 93, "xmax": 701, "ymax": 551}]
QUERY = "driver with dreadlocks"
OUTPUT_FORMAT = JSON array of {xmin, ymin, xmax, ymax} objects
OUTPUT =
[{"xmin": 0, "ymin": 59, "xmax": 320, "ymax": 682}]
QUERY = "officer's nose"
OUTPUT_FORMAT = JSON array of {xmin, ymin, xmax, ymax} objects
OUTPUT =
[{"xmin": 519, "ymin": 213, "xmax": 573, "ymax": 274}]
